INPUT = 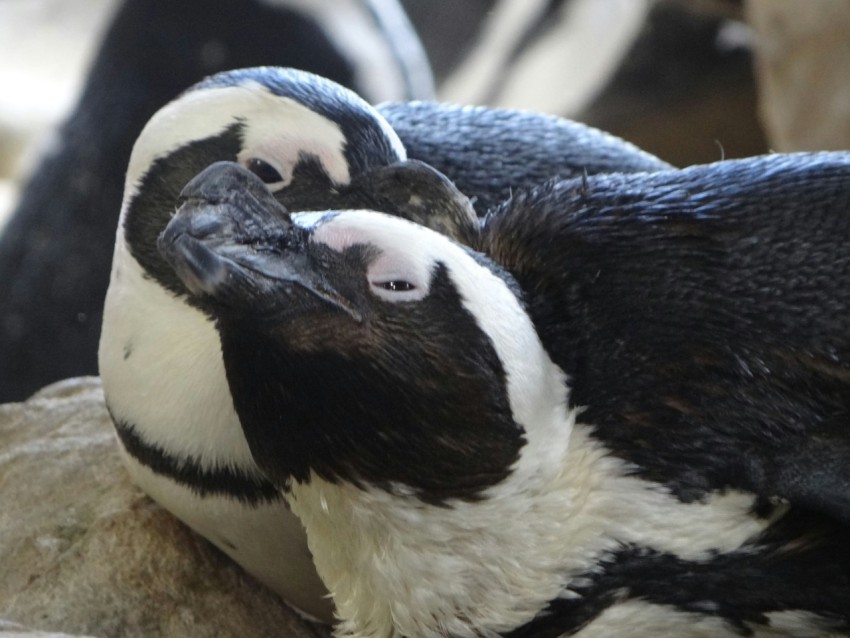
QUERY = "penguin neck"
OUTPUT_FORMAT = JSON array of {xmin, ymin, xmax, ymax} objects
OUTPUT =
[
  {"xmin": 288, "ymin": 423, "xmax": 778, "ymax": 638},
  {"xmin": 214, "ymin": 317, "xmax": 593, "ymax": 635},
  {"xmin": 215, "ymin": 312, "xmax": 777, "ymax": 636},
  {"xmin": 287, "ymin": 420, "xmax": 598, "ymax": 637}
]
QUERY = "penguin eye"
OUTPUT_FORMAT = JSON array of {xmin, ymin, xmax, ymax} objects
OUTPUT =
[
  {"xmin": 246, "ymin": 158, "xmax": 284, "ymax": 185},
  {"xmin": 366, "ymin": 252, "xmax": 430, "ymax": 303},
  {"xmin": 368, "ymin": 277, "xmax": 425, "ymax": 303},
  {"xmin": 378, "ymin": 280, "xmax": 415, "ymax": 292}
]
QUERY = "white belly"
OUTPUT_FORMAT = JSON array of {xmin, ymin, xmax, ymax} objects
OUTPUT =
[
  {"xmin": 119, "ymin": 449, "xmax": 332, "ymax": 621},
  {"xmin": 100, "ymin": 243, "xmax": 332, "ymax": 621}
]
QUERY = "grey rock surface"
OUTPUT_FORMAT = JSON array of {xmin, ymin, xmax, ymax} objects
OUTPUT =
[{"xmin": 0, "ymin": 377, "xmax": 329, "ymax": 638}]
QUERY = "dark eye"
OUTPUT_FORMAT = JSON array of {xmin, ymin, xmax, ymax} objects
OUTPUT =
[
  {"xmin": 246, "ymin": 158, "xmax": 284, "ymax": 184},
  {"xmin": 380, "ymin": 280, "xmax": 415, "ymax": 292}
]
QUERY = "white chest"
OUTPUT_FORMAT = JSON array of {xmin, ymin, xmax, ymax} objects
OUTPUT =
[
  {"xmin": 99, "ymin": 244, "xmax": 331, "ymax": 620},
  {"xmin": 286, "ymin": 426, "xmax": 776, "ymax": 637}
]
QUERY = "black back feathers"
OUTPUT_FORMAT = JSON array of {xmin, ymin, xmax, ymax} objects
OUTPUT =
[{"xmin": 482, "ymin": 152, "xmax": 850, "ymax": 520}]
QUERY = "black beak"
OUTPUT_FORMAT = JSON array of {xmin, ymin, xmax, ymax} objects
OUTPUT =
[{"xmin": 157, "ymin": 161, "xmax": 359, "ymax": 321}]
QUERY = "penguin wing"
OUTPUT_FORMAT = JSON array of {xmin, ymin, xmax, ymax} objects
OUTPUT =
[
  {"xmin": 378, "ymin": 101, "xmax": 671, "ymax": 215},
  {"xmin": 483, "ymin": 152, "xmax": 850, "ymax": 521}
]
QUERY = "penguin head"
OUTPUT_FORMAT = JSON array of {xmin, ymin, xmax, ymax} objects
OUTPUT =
[
  {"xmin": 126, "ymin": 66, "xmax": 405, "ymax": 196},
  {"xmin": 158, "ymin": 176, "xmax": 570, "ymax": 503},
  {"xmin": 118, "ymin": 66, "xmax": 473, "ymax": 301}
]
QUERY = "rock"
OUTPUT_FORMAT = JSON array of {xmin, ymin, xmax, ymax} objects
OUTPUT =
[
  {"xmin": 1, "ymin": 618, "xmax": 96, "ymax": 637},
  {"xmin": 747, "ymin": 0, "xmax": 850, "ymax": 151},
  {"xmin": 0, "ymin": 378, "xmax": 329, "ymax": 638}
]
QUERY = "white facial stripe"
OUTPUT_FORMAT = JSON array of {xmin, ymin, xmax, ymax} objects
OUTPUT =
[
  {"xmin": 310, "ymin": 210, "xmax": 435, "ymax": 299},
  {"xmin": 309, "ymin": 210, "xmax": 428, "ymax": 253},
  {"xmin": 235, "ymin": 92, "xmax": 351, "ymax": 188},
  {"xmin": 310, "ymin": 211, "xmax": 571, "ymax": 492},
  {"xmin": 122, "ymin": 81, "xmax": 351, "ymax": 220},
  {"xmin": 435, "ymin": 229, "xmax": 571, "ymax": 496}
]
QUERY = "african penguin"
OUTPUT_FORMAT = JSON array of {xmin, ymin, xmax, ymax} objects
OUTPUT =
[
  {"xmin": 98, "ymin": 65, "xmax": 669, "ymax": 619},
  {"xmin": 98, "ymin": 66, "xmax": 412, "ymax": 621},
  {"xmin": 161, "ymin": 152, "xmax": 850, "ymax": 636},
  {"xmin": 0, "ymin": 0, "xmax": 433, "ymax": 403}
]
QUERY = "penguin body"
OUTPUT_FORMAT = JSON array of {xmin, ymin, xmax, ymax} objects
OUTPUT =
[
  {"xmin": 160, "ymin": 152, "xmax": 850, "ymax": 636},
  {"xmin": 100, "ymin": 67, "xmax": 411, "ymax": 621},
  {"xmin": 99, "ymin": 66, "xmax": 669, "ymax": 618}
]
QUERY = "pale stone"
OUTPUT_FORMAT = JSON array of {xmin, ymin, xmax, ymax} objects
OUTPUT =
[
  {"xmin": 1, "ymin": 618, "xmax": 96, "ymax": 637},
  {"xmin": 747, "ymin": 0, "xmax": 850, "ymax": 151},
  {"xmin": 0, "ymin": 378, "xmax": 328, "ymax": 638}
]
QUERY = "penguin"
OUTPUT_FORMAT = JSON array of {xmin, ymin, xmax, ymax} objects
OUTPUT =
[
  {"xmin": 0, "ymin": 0, "xmax": 433, "ymax": 403},
  {"xmin": 158, "ymin": 151, "xmax": 850, "ymax": 636},
  {"xmin": 97, "ymin": 66, "xmax": 670, "ymax": 619}
]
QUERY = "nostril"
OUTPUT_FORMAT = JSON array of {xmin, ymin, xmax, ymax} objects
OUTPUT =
[
  {"xmin": 187, "ymin": 211, "xmax": 225, "ymax": 239},
  {"xmin": 158, "ymin": 212, "xmax": 191, "ymax": 247},
  {"xmin": 156, "ymin": 205, "xmax": 228, "ymax": 264}
]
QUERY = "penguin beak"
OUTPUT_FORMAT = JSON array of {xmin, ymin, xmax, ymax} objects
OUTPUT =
[{"xmin": 157, "ymin": 161, "xmax": 360, "ymax": 321}]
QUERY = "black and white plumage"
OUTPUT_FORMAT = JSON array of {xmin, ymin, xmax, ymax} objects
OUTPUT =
[
  {"xmin": 98, "ymin": 66, "xmax": 669, "ymax": 620},
  {"xmin": 160, "ymin": 152, "xmax": 850, "ymax": 636},
  {"xmin": 0, "ymin": 0, "xmax": 433, "ymax": 403},
  {"xmin": 99, "ymin": 66, "xmax": 413, "ymax": 621}
]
